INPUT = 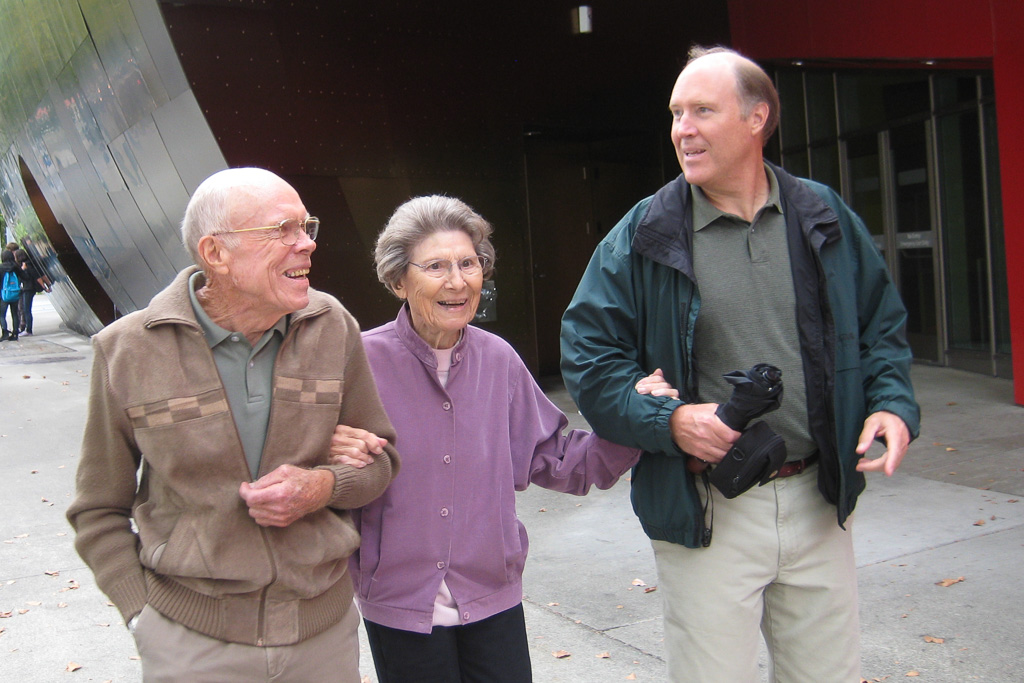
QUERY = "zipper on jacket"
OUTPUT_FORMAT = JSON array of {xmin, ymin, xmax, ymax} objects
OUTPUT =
[
  {"xmin": 680, "ymin": 284, "xmax": 713, "ymax": 547},
  {"xmin": 255, "ymin": 525, "xmax": 278, "ymax": 646}
]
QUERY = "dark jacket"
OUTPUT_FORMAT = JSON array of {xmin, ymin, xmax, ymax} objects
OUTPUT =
[
  {"xmin": 1, "ymin": 255, "xmax": 29, "ymax": 299},
  {"xmin": 561, "ymin": 163, "xmax": 920, "ymax": 548}
]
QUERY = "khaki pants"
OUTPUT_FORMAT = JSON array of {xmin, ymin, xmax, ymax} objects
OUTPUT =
[
  {"xmin": 133, "ymin": 600, "xmax": 361, "ymax": 683},
  {"xmin": 653, "ymin": 466, "xmax": 861, "ymax": 683}
]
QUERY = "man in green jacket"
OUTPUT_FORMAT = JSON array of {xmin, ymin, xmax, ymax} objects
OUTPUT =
[
  {"xmin": 561, "ymin": 47, "xmax": 920, "ymax": 682},
  {"xmin": 68, "ymin": 168, "xmax": 399, "ymax": 682}
]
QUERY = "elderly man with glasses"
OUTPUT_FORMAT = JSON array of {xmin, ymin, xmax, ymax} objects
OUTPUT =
[{"xmin": 68, "ymin": 167, "xmax": 400, "ymax": 682}]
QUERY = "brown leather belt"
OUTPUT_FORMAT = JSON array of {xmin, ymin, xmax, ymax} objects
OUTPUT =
[{"xmin": 775, "ymin": 454, "xmax": 819, "ymax": 479}]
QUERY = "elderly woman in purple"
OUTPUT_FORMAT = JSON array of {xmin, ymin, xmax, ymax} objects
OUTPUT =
[{"xmin": 331, "ymin": 195, "xmax": 674, "ymax": 682}]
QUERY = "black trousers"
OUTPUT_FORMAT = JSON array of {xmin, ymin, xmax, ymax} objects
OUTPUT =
[
  {"xmin": 364, "ymin": 603, "xmax": 533, "ymax": 683},
  {"xmin": 19, "ymin": 290, "xmax": 35, "ymax": 333},
  {"xmin": 1, "ymin": 299, "xmax": 19, "ymax": 335}
]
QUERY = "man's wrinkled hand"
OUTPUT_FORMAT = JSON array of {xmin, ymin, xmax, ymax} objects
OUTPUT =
[
  {"xmin": 329, "ymin": 425, "xmax": 388, "ymax": 468},
  {"xmin": 669, "ymin": 403, "xmax": 740, "ymax": 464},
  {"xmin": 855, "ymin": 410, "xmax": 911, "ymax": 476},
  {"xmin": 238, "ymin": 464, "xmax": 334, "ymax": 527}
]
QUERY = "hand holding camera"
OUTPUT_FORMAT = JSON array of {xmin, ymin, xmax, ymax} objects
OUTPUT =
[{"xmin": 701, "ymin": 364, "xmax": 789, "ymax": 499}]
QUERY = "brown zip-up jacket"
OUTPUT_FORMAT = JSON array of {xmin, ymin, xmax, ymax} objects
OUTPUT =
[{"xmin": 68, "ymin": 267, "xmax": 399, "ymax": 646}]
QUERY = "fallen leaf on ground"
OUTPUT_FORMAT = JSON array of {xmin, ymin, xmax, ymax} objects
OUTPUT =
[
  {"xmin": 596, "ymin": 652, "xmax": 610, "ymax": 659},
  {"xmin": 945, "ymin": 447, "xmax": 957, "ymax": 452},
  {"xmin": 547, "ymin": 602, "xmax": 559, "ymax": 607},
  {"xmin": 644, "ymin": 586, "xmax": 658, "ymax": 593},
  {"xmin": 631, "ymin": 578, "xmax": 647, "ymax": 587},
  {"xmin": 45, "ymin": 570, "xmax": 59, "ymax": 577},
  {"xmin": 553, "ymin": 650, "xmax": 571, "ymax": 659},
  {"xmin": 924, "ymin": 635, "xmax": 944, "ymax": 643},
  {"xmin": 66, "ymin": 662, "xmax": 82, "ymax": 672},
  {"xmin": 626, "ymin": 675, "xmax": 637, "ymax": 680},
  {"xmin": 936, "ymin": 576, "xmax": 965, "ymax": 587},
  {"xmin": 906, "ymin": 672, "xmax": 920, "ymax": 677},
  {"xmin": 973, "ymin": 519, "xmax": 986, "ymax": 526}
]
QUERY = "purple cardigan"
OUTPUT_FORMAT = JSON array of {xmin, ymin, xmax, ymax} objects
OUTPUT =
[{"xmin": 349, "ymin": 307, "xmax": 641, "ymax": 633}]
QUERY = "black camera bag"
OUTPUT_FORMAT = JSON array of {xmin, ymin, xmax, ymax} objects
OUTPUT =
[{"xmin": 708, "ymin": 421, "xmax": 788, "ymax": 499}]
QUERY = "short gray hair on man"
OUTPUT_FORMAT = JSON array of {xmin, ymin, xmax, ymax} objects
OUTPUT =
[
  {"xmin": 375, "ymin": 195, "xmax": 496, "ymax": 297},
  {"xmin": 180, "ymin": 167, "xmax": 281, "ymax": 267},
  {"xmin": 686, "ymin": 45, "xmax": 780, "ymax": 146}
]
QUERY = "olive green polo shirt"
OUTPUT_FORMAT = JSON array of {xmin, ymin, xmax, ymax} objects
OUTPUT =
[
  {"xmin": 188, "ymin": 271, "xmax": 287, "ymax": 479},
  {"xmin": 690, "ymin": 166, "xmax": 817, "ymax": 461}
]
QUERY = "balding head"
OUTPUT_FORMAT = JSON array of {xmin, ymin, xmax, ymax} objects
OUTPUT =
[
  {"xmin": 181, "ymin": 168, "xmax": 294, "ymax": 268},
  {"xmin": 685, "ymin": 46, "xmax": 780, "ymax": 146}
]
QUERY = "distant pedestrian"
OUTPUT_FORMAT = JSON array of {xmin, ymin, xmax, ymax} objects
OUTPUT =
[
  {"xmin": 15, "ymin": 247, "xmax": 52, "ymax": 336},
  {"xmin": 1, "ymin": 248, "xmax": 29, "ymax": 342}
]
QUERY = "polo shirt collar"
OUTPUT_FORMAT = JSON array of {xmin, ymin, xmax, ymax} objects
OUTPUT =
[
  {"xmin": 692, "ymin": 163, "xmax": 783, "ymax": 231},
  {"xmin": 187, "ymin": 270, "xmax": 287, "ymax": 348}
]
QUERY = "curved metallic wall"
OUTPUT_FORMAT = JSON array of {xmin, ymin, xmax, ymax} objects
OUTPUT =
[{"xmin": 0, "ymin": 0, "xmax": 226, "ymax": 335}]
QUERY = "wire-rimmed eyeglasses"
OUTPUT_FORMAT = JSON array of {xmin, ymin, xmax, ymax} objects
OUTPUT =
[
  {"xmin": 408, "ymin": 255, "xmax": 490, "ymax": 279},
  {"xmin": 214, "ymin": 216, "xmax": 320, "ymax": 246}
]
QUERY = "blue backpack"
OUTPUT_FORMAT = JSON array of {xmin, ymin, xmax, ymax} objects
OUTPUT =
[{"xmin": 2, "ymin": 270, "xmax": 20, "ymax": 303}]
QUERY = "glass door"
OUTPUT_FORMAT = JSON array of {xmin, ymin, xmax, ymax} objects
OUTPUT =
[
  {"xmin": 844, "ymin": 124, "xmax": 941, "ymax": 363},
  {"xmin": 888, "ymin": 122, "xmax": 941, "ymax": 363}
]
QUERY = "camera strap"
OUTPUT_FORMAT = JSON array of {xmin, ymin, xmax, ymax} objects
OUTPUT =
[{"xmin": 700, "ymin": 469, "xmax": 713, "ymax": 547}]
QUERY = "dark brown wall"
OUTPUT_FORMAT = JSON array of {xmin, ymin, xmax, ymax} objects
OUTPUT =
[{"xmin": 160, "ymin": 0, "xmax": 730, "ymax": 371}]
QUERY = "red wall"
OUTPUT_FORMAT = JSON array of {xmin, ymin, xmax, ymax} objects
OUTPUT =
[
  {"xmin": 991, "ymin": 0, "xmax": 1024, "ymax": 404},
  {"xmin": 729, "ymin": 0, "xmax": 1024, "ymax": 404},
  {"xmin": 727, "ymin": 0, "xmax": 992, "ymax": 61}
]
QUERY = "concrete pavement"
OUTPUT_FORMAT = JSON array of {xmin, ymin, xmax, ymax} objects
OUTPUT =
[{"xmin": 1, "ymin": 295, "xmax": 1022, "ymax": 682}]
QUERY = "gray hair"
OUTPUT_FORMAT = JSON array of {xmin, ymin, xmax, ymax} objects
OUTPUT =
[
  {"xmin": 375, "ymin": 195, "xmax": 496, "ymax": 296},
  {"xmin": 180, "ymin": 167, "xmax": 282, "ymax": 267},
  {"xmin": 687, "ymin": 45, "xmax": 780, "ymax": 146}
]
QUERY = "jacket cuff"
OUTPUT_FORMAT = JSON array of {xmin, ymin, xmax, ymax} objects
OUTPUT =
[
  {"xmin": 106, "ymin": 569, "xmax": 148, "ymax": 624},
  {"xmin": 654, "ymin": 398, "xmax": 688, "ymax": 456}
]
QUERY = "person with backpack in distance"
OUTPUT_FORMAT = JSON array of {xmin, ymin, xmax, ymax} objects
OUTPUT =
[
  {"xmin": 15, "ymin": 246, "xmax": 52, "ymax": 336},
  {"xmin": 1, "ymin": 247, "xmax": 29, "ymax": 342}
]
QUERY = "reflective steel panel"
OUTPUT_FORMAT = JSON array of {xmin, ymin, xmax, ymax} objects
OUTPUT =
[{"xmin": 0, "ymin": 0, "xmax": 225, "ymax": 334}]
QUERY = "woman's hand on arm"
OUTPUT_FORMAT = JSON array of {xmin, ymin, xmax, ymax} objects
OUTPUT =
[
  {"xmin": 634, "ymin": 368, "xmax": 679, "ymax": 399},
  {"xmin": 329, "ymin": 424, "xmax": 388, "ymax": 468}
]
